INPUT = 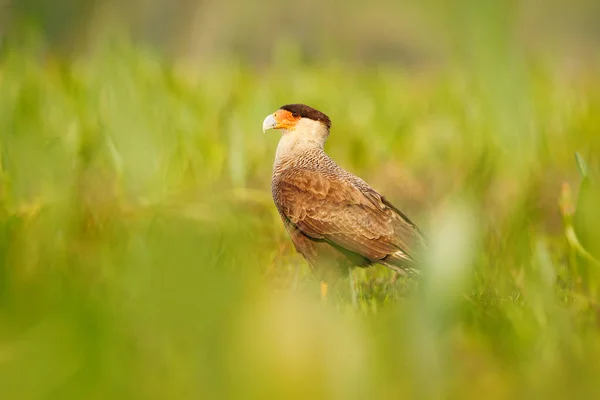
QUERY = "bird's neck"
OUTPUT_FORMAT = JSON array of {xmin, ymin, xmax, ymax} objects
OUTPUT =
[{"xmin": 274, "ymin": 131, "xmax": 325, "ymax": 168}]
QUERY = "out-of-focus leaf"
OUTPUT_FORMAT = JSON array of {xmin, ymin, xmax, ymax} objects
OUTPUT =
[
  {"xmin": 575, "ymin": 152, "xmax": 588, "ymax": 178},
  {"xmin": 573, "ymin": 155, "xmax": 600, "ymax": 260}
]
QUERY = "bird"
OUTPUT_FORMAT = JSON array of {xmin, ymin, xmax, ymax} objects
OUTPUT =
[{"xmin": 263, "ymin": 104, "xmax": 426, "ymax": 300}]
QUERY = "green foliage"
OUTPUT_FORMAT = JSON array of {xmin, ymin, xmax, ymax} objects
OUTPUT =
[{"xmin": 1, "ymin": 41, "xmax": 600, "ymax": 399}]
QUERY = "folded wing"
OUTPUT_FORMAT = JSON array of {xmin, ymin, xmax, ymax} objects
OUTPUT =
[{"xmin": 275, "ymin": 169, "xmax": 425, "ymax": 266}]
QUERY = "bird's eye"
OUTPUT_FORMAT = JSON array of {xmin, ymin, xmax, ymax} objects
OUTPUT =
[{"xmin": 292, "ymin": 112, "xmax": 299, "ymax": 118}]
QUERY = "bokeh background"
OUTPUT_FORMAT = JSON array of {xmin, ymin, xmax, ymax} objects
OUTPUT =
[{"xmin": 1, "ymin": 1, "xmax": 600, "ymax": 398}]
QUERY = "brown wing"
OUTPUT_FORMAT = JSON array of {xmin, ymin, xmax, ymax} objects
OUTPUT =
[{"xmin": 275, "ymin": 169, "xmax": 425, "ymax": 265}]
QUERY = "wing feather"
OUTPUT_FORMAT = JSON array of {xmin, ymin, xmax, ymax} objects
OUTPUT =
[{"xmin": 275, "ymin": 169, "xmax": 424, "ymax": 265}]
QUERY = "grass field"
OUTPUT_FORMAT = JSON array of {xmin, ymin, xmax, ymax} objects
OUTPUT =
[{"xmin": 1, "ymin": 38, "xmax": 600, "ymax": 399}]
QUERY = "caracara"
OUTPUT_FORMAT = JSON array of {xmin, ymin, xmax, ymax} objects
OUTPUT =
[{"xmin": 263, "ymin": 104, "xmax": 426, "ymax": 298}]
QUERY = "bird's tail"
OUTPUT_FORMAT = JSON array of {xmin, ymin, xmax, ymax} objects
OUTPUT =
[{"xmin": 381, "ymin": 251, "xmax": 421, "ymax": 276}]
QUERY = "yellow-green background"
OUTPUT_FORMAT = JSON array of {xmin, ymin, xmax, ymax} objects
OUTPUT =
[{"xmin": 1, "ymin": 1, "xmax": 600, "ymax": 398}]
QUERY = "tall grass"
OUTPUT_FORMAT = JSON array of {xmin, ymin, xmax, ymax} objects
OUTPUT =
[{"xmin": 0, "ymin": 38, "xmax": 599, "ymax": 399}]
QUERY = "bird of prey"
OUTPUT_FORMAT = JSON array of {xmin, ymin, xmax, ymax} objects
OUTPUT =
[{"xmin": 263, "ymin": 104, "xmax": 426, "ymax": 299}]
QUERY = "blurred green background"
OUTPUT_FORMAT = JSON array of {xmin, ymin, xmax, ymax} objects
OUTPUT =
[{"xmin": 1, "ymin": 0, "xmax": 600, "ymax": 399}]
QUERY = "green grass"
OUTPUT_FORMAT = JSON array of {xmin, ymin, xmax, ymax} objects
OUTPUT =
[{"xmin": 1, "ymin": 40, "xmax": 600, "ymax": 399}]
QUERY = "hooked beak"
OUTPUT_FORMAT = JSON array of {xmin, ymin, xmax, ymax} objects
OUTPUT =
[{"xmin": 262, "ymin": 113, "xmax": 279, "ymax": 133}]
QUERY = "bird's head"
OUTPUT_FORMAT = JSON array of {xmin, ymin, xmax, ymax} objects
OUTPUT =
[{"xmin": 262, "ymin": 104, "xmax": 332, "ymax": 146}]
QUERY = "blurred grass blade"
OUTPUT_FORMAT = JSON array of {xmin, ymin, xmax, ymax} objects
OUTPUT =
[{"xmin": 575, "ymin": 152, "xmax": 588, "ymax": 178}]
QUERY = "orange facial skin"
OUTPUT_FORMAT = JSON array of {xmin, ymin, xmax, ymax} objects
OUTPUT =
[{"xmin": 274, "ymin": 109, "xmax": 302, "ymax": 130}]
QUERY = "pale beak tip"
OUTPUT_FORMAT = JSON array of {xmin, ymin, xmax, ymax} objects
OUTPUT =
[{"xmin": 262, "ymin": 113, "xmax": 278, "ymax": 133}]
